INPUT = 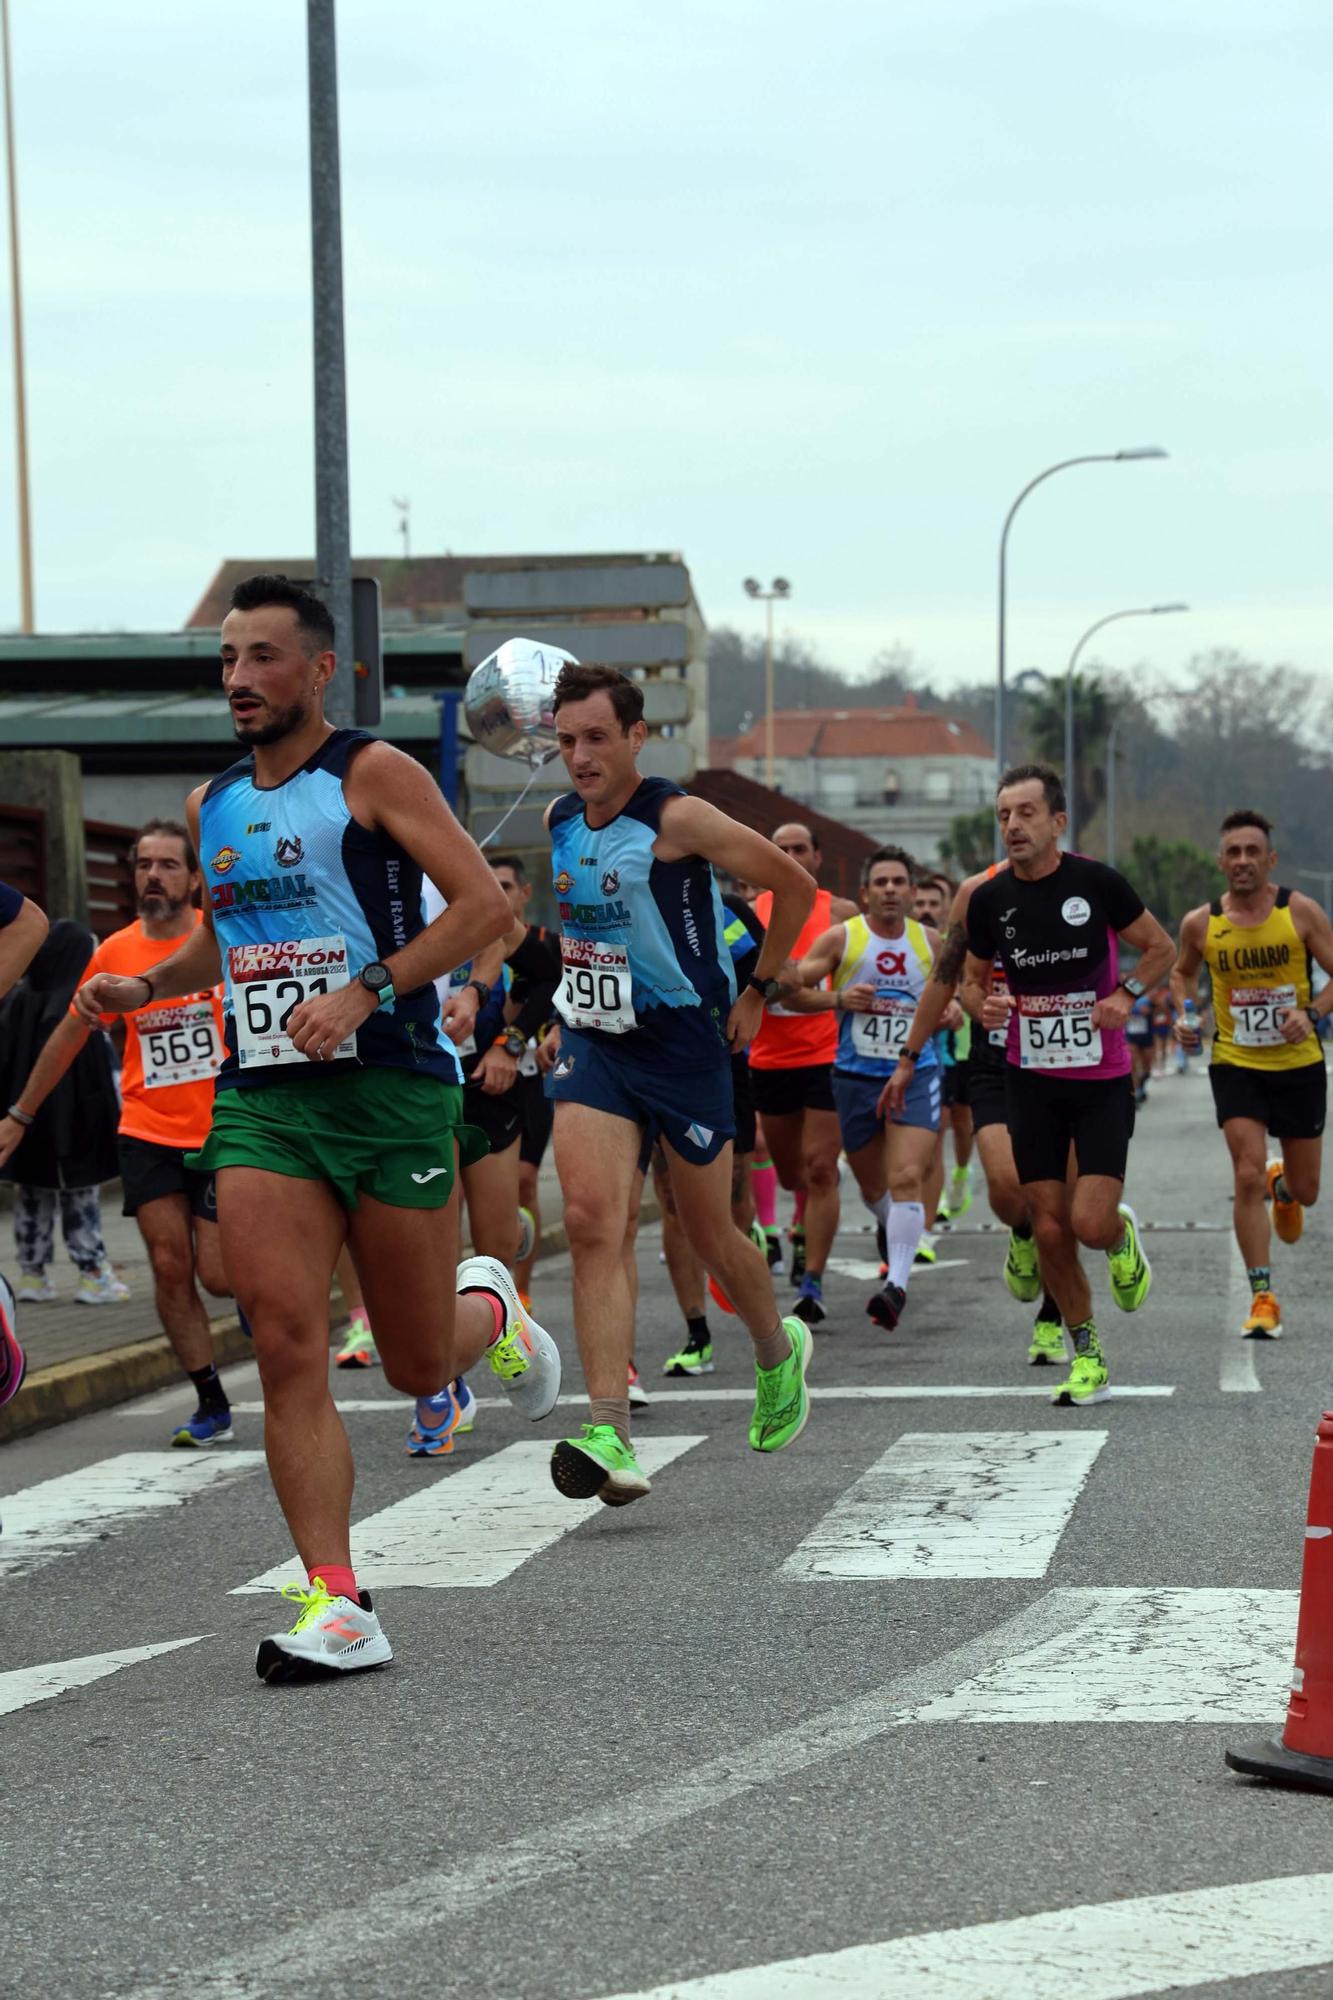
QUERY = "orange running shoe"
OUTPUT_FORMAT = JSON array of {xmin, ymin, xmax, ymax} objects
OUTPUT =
[
  {"xmin": 1241, "ymin": 1290, "xmax": 1284, "ymax": 1339},
  {"xmin": 1267, "ymin": 1159, "xmax": 1304, "ymax": 1244}
]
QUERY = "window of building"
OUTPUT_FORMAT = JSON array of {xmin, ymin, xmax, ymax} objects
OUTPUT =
[
  {"xmin": 883, "ymin": 768, "xmax": 901, "ymax": 807},
  {"xmin": 924, "ymin": 768, "xmax": 953, "ymax": 802}
]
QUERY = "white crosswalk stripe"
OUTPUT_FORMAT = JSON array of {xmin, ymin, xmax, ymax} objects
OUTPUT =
[
  {"xmin": 783, "ymin": 1431, "xmax": 1106, "ymax": 1580},
  {"xmin": 0, "ymin": 1450, "xmax": 268, "ymax": 1579},
  {"xmin": 231, "ymin": 1436, "xmax": 706, "ymax": 1593},
  {"xmin": 0, "ymin": 1639, "xmax": 207, "ymax": 1719}
]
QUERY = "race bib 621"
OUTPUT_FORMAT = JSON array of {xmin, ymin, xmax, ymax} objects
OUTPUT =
[{"xmin": 230, "ymin": 935, "xmax": 356, "ymax": 1070}]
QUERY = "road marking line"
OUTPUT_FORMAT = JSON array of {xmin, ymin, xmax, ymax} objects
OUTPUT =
[
  {"xmin": 590, "ymin": 1870, "xmax": 1333, "ymax": 1998},
  {"xmin": 230, "ymin": 1436, "xmax": 705, "ymax": 1593},
  {"xmin": 225, "ymin": 1385, "xmax": 1175, "ymax": 1415},
  {"xmin": 783, "ymin": 1431, "xmax": 1105, "ymax": 1579},
  {"xmin": 0, "ymin": 1451, "xmax": 268, "ymax": 1578},
  {"xmin": 826, "ymin": 1255, "xmax": 968, "ymax": 1280},
  {"xmin": 1220, "ymin": 1235, "xmax": 1261, "ymax": 1391},
  {"xmin": 903, "ymin": 1586, "xmax": 1298, "ymax": 1723},
  {"xmin": 0, "ymin": 1638, "xmax": 206, "ymax": 1720},
  {"xmin": 120, "ymin": 1591, "xmax": 1088, "ymax": 2000}
]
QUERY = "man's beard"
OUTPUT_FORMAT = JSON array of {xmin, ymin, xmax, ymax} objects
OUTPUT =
[
  {"xmin": 233, "ymin": 698, "xmax": 309, "ymax": 747},
  {"xmin": 137, "ymin": 890, "xmax": 190, "ymax": 921}
]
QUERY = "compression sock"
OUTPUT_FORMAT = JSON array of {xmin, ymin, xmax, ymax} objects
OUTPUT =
[
  {"xmin": 1247, "ymin": 1265, "xmax": 1272, "ymax": 1297},
  {"xmin": 752, "ymin": 1158, "xmax": 778, "ymax": 1231},
  {"xmin": 1066, "ymin": 1319, "xmax": 1103, "ymax": 1359},
  {"xmin": 589, "ymin": 1395, "xmax": 632, "ymax": 1447},
  {"xmin": 887, "ymin": 1202, "xmax": 925, "ymax": 1290},
  {"xmin": 685, "ymin": 1313, "xmax": 711, "ymax": 1349},
  {"xmin": 754, "ymin": 1322, "xmax": 792, "ymax": 1370},
  {"xmin": 188, "ymin": 1363, "xmax": 228, "ymax": 1413},
  {"xmin": 309, "ymin": 1564, "xmax": 358, "ymax": 1604}
]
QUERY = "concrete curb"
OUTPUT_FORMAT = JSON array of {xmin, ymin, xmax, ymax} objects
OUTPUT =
[{"xmin": 0, "ymin": 1202, "xmax": 661, "ymax": 1447}]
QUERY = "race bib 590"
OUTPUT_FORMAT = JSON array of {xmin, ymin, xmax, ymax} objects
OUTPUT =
[
  {"xmin": 230, "ymin": 935, "xmax": 355, "ymax": 1070},
  {"xmin": 557, "ymin": 938, "xmax": 636, "ymax": 1035}
]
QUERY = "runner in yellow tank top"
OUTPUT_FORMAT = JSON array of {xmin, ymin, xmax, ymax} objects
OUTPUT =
[{"xmin": 1174, "ymin": 809, "xmax": 1333, "ymax": 1340}]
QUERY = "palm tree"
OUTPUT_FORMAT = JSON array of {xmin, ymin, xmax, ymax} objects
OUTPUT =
[{"xmin": 1022, "ymin": 672, "xmax": 1113, "ymax": 835}]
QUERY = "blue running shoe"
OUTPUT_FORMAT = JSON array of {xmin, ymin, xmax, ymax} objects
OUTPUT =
[
  {"xmin": 171, "ymin": 1406, "xmax": 233, "ymax": 1448},
  {"xmin": 407, "ymin": 1382, "xmax": 459, "ymax": 1457},
  {"xmin": 454, "ymin": 1376, "xmax": 477, "ymax": 1433},
  {"xmin": 791, "ymin": 1274, "xmax": 827, "ymax": 1329}
]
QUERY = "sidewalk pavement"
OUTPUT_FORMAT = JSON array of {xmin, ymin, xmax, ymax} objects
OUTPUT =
[{"xmin": 0, "ymin": 1154, "xmax": 626, "ymax": 1445}]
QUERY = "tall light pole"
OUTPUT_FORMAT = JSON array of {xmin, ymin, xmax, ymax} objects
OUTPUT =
[
  {"xmin": 1105, "ymin": 688, "xmax": 1176, "ymax": 868},
  {"xmin": 307, "ymin": 0, "xmax": 354, "ymax": 725},
  {"xmin": 743, "ymin": 575, "xmax": 792, "ymax": 789},
  {"xmin": 1, "ymin": 0, "xmax": 34, "ymax": 632},
  {"xmin": 1063, "ymin": 602, "xmax": 1187, "ymax": 848},
  {"xmin": 995, "ymin": 446, "xmax": 1168, "ymax": 857}
]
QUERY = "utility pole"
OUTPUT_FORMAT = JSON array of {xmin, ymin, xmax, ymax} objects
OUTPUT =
[
  {"xmin": 2, "ymin": 0, "xmax": 34, "ymax": 631},
  {"xmin": 392, "ymin": 495, "xmax": 411, "ymax": 561},
  {"xmin": 307, "ymin": 1, "xmax": 353, "ymax": 724}
]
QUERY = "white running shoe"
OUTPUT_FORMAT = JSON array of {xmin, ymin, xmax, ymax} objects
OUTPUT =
[
  {"xmin": 255, "ymin": 1581, "xmax": 393, "ymax": 1683},
  {"xmin": 459, "ymin": 1253, "xmax": 562, "ymax": 1420},
  {"xmin": 628, "ymin": 1359, "xmax": 650, "ymax": 1408},
  {"xmin": 76, "ymin": 1268, "xmax": 131, "ymax": 1306},
  {"xmin": 15, "ymin": 1271, "xmax": 58, "ymax": 1304},
  {"xmin": 516, "ymin": 1206, "xmax": 536, "ymax": 1263}
]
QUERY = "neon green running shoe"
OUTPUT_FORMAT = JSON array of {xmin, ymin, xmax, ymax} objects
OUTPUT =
[
  {"xmin": 1052, "ymin": 1349, "xmax": 1110, "ymax": 1407},
  {"xmin": 334, "ymin": 1317, "xmax": 379, "ymax": 1369},
  {"xmin": 549, "ymin": 1424, "xmax": 650, "ymax": 1507},
  {"xmin": 942, "ymin": 1176, "xmax": 973, "ymax": 1221},
  {"xmin": 749, "ymin": 1317, "xmax": 813, "ymax": 1453},
  {"xmin": 1107, "ymin": 1201, "xmax": 1151, "ymax": 1312},
  {"xmin": 1003, "ymin": 1228, "xmax": 1041, "ymax": 1304},
  {"xmin": 663, "ymin": 1338, "xmax": 714, "ymax": 1377},
  {"xmin": 1027, "ymin": 1318, "xmax": 1066, "ymax": 1367}
]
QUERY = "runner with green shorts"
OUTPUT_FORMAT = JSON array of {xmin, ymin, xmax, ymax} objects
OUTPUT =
[{"xmin": 78, "ymin": 574, "xmax": 564, "ymax": 1683}]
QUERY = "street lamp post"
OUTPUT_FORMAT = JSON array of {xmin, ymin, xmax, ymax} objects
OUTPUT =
[
  {"xmin": 1, "ymin": 0, "xmax": 34, "ymax": 632},
  {"xmin": 995, "ymin": 447, "xmax": 1168, "ymax": 857},
  {"xmin": 307, "ymin": 0, "xmax": 355, "ymax": 726},
  {"xmin": 1105, "ymin": 688, "xmax": 1176, "ymax": 868},
  {"xmin": 743, "ymin": 576, "xmax": 792, "ymax": 789},
  {"xmin": 1063, "ymin": 603, "xmax": 1187, "ymax": 848}
]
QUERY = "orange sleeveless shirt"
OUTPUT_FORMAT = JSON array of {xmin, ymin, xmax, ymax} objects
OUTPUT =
[{"xmin": 748, "ymin": 887, "xmax": 838, "ymax": 1070}]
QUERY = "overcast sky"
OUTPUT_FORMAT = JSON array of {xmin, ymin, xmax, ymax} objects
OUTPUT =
[{"xmin": 1, "ymin": 0, "xmax": 1329, "ymax": 689}]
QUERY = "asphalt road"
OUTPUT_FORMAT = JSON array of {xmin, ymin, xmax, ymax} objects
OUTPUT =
[{"xmin": 5, "ymin": 1063, "xmax": 1333, "ymax": 2000}]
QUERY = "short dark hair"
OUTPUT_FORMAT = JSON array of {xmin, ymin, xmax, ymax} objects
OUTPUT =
[
  {"xmin": 551, "ymin": 662, "xmax": 644, "ymax": 731},
  {"xmin": 131, "ymin": 818, "xmax": 198, "ymax": 873},
  {"xmin": 1220, "ymin": 808, "xmax": 1274, "ymax": 843},
  {"xmin": 863, "ymin": 844, "xmax": 916, "ymax": 885},
  {"xmin": 998, "ymin": 761, "xmax": 1066, "ymax": 816},
  {"xmin": 489, "ymin": 854, "xmax": 528, "ymax": 884},
  {"xmin": 227, "ymin": 572, "xmax": 335, "ymax": 654}
]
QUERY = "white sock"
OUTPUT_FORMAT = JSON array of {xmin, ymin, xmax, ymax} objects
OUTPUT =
[
  {"xmin": 873, "ymin": 1191, "xmax": 893, "ymax": 1231},
  {"xmin": 887, "ymin": 1202, "xmax": 924, "ymax": 1289}
]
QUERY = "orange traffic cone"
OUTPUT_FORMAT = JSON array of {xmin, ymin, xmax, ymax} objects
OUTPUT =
[{"xmin": 1227, "ymin": 1410, "xmax": 1333, "ymax": 1792}]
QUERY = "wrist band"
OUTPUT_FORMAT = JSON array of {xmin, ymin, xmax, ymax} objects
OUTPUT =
[
  {"xmin": 7, "ymin": 1103, "xmax": 34, "ymax": 1127},
  {"xmin": 134, "ymin": 973, "xmax": 154, "ymax": 1003},
  {"xmin": 900, "ymin": 1048, "xmax": 920, "ymax": 1065}
]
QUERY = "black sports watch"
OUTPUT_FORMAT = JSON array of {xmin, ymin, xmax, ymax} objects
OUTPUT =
[
  {"xmin": 501, "ymin": 1027, "xmax": 528, "ymax": 1058},
  {"xmin": 358, "ymin": 962, "xmax": 396, "ymax": 1009},
  {"xmin": 1118, "ymin": 975, "xmax": 1147, "ymax": 999},
  {"xmin": 465, "ymin": 977, "xmax": 492, "ymax": 1006},
  {"xmin": 747, "ymin": 974, "xmax": 784, "ymax": 1003}
]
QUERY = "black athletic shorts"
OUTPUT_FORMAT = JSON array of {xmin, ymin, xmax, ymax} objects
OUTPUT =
[
  {"xmin": 731, "ymin": 1053, "xmax": 757, "ymax": 1156},
  {"xmin": 942, "ymin": 1065, "xmax": 967, "ymax": 1109},
  {"xmin": 462, "ymin": 1077, "xmax": 520, "ymax": 1154},
  {"xmin": 1210, "ymin": 1062, "xmax": 1327, "ymax": 1141},
  {"xmin": 119, "ymin": 1134, "xmax": 217, "ymax": 1220},
  {"xmin": 963, "ymin": 1057, "xmax": 1008, "ymax": 1133},
  {"xmin": 1004, "ymin": 1068, "xmax": 1136, "ymax": 1185},
  {"xmin": 518, "ymin": 1069, "xmax": 554, "ymax": 1167},
  {"xmin": 749, "ymin": 1061, "xmax": 836, "ymax": 1118}
]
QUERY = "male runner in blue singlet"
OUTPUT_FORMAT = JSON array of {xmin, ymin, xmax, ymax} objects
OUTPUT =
[
  {"xmin": 539, "ymin": 662, "xmax": 817, "ymax": 1505},
  {"xmin": 78, "ymin": 575, "xmax": 563, "ymax": 1681}
]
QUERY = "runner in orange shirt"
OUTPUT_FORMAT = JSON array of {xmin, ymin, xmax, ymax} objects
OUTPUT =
[
  {"xmin": 0, "ymin": 820, "xmax": 235, "ymax": 1445},
  {"xmin": 749, "ymin": 822, "xmax": 858, "ymax": 1327}
]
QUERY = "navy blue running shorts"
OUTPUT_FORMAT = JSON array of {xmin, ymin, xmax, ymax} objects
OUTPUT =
[
  {"xmin": 546, "ymin": 1027, "xmax": 735, "ymax": 1166},
  {"xmin": 831, "ymin": 1064, "xmax": 941, "ymax": 1153}
]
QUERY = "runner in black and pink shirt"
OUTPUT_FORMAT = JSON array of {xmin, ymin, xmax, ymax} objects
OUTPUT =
[{"xmin": 962, "ymin": 763, "xmax": 1175, "ymax": 1408}]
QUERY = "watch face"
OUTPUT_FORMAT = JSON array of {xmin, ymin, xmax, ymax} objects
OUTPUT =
[{"xmin": 362, "ymin": 963, "xmax": 390, "ymax": 989}]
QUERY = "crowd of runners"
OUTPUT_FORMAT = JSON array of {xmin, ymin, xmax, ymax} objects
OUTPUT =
[{"xmin": 2, "ymin": 571, "xmax": 1329, "ymax": 1682}]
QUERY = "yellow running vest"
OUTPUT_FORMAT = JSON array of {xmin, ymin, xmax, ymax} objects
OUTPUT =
[{"xmin": 1204, "ymin": 888, "xmax": 1320, "ymax": 1072}]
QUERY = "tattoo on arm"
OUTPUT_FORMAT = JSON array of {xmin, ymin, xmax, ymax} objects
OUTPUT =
[{"xmin": 933, "ymin": 923, "xmax": 969, "ymax": 988}]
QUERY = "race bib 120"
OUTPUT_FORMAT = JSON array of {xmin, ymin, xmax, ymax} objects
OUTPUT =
[
  {"xmin": 1232, "ymin": 985, "xmax": 1297, "ymax": 1048},
  {"xmin": 1018, "ymin": 990, "xmax": 1102, "ymax": 1071},
  {"xmin": 139, "ymin": 996, "xmax": 223, "ymax": 1089},
  {"xmin": 230, "ymin": 935, "xmax": 356, "ymax": 1070},
  {"xmin": 557, "ymin": 938, "xmax": 636, "ymax": 1035}
]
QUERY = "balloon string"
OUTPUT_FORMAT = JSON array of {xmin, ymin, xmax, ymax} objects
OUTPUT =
[{"xmin": 477, "ymin": 750, "xmax": 560, "ymax": 851}]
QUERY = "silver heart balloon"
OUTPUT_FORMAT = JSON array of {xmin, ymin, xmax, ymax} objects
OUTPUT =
[{"xmin": 464, "ymin": 637, "xmax": 578, "ymax": 766}]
